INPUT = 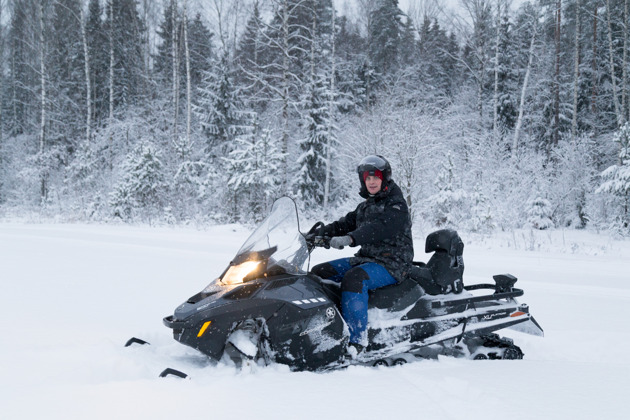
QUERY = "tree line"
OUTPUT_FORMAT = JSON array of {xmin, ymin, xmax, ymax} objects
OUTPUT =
[{"xmin": 0, "ymin": 0, "xmax": 629, "ymax": 233}]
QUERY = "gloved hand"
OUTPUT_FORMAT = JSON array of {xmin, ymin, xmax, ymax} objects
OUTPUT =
[{"xmin": 330, "ymin": 235, "xmax": 353, "ymax": 249}]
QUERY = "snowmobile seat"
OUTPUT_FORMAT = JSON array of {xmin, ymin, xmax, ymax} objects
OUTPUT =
[
  {"xmin": 368, "ymin": 277, "xmax": 424, "ymax": 311},
  {"xmin": 409, "ymin": 229, "xmax": 464, "ymax": 295}
]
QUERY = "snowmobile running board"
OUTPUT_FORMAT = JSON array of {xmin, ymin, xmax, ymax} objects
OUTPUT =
[{"xmin": 431, "ymin": 286, "xmax": 525, "ymax": 309}]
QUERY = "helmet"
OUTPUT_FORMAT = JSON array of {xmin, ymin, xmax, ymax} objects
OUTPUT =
[{"xmin": 357, "ymin": 155, "xmax": 392, "ymax": 184}]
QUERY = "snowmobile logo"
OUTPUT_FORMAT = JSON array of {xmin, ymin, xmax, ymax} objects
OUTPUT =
[
  {"xmin": 326, "ymin": 307, "xmax": 336, "ymax": 319},
  {"xmin": 300, "ymin": 320, "xmax": 333, "ymax": 336}
]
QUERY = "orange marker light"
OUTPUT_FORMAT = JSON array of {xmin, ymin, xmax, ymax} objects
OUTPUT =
[
  {"xmin": 197, "ymin": 321, "xmax": 212, "ymax": 337},
  {"xmin": 510, "ymin": 311, "xmax": 526, "ymax": 317}
]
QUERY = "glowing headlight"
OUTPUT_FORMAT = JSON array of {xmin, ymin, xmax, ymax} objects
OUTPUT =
[{"xmin": 221, "ymin": 260, "xmax": 262, "ymax": 285}]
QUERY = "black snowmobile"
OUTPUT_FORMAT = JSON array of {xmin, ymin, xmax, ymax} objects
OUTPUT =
[{"xmin": 163, "ymin": 197, "xmax": 543, "ymax": 371}]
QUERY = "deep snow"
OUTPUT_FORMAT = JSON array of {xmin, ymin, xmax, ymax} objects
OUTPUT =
[{"xmin": 1, "ymin": 222, "xmax": 629, "ymax": 420}]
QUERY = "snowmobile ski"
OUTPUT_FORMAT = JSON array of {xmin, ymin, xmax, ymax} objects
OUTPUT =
[
  {"xmin": 159, "ymin": 368, "xmax": 188, "ymax": 379},
  {"xmin": 124, "ymin": 337, "xmax": 150, "ymax": 347}
]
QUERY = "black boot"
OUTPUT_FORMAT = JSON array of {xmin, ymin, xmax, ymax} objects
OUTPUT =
[{"xmin": 346, "ymin": 342, "xmax": 365, "ymax": 359}]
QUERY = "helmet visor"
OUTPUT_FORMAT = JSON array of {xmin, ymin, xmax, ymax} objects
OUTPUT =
[{"xmin": 357, "ymin": 155, "xmax": 388, "ymax": 173}]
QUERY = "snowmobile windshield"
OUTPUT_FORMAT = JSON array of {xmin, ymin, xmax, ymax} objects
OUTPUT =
[{"xmin": 221, "ymin": 197, "xmax": 309, "ymax": 284}]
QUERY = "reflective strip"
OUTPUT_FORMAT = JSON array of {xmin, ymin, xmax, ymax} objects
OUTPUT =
[
  {"xmin": 317, "ymin": 297, "xmax": 326, "ymax": 302},
  {"xmin": 197, "ymin": 321, "xmax": 212, "ymax": 337},
  {"xmin": 309, "ymin": 299, "xmax": 319, "ymax": 303},
  {"xmin": 292, "ymin": 300, "xmax": 303, "ymax": 305},
  {"xmin": 301, "ymin": 300, "xmax": 311, "ymax": 304}
]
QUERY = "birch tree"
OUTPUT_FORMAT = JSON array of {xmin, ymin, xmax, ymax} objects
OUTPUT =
[
  {"xmin": 553, "ymin": 0, "xmax": 562, "ymax": 146},
  {"xmin": 172, "ymin": 0, "xmax": 179, "ymax": 142},
  {"xmin": 572, "ymin": 0, "xmax": 581, "ymax": 137},
  {"xmin": 0, "ymin": 0, "xmax": 5, "ymax": 149},
  {"xmin": 80, "ymin": 4, "xmax": 92, "ymax": 144},
  {"xmin": 38, "ymin": 1, "xmax": 47, "ymax": 201},
  {"xmin": 606, "ymin": 0, "xmax": 624, "ymax": 127},
  {"xmin": 512, "ymin": 4, "xmax": 540, "ymax": 155},
  {"xmin": 183, "ymin": 0, "xmax": 191, "ymax": 144}
]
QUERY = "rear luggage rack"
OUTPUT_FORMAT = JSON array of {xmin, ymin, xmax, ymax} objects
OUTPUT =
[{"xmin": 432, "ymin": 274, "xmax": 523, "ymax": 308}]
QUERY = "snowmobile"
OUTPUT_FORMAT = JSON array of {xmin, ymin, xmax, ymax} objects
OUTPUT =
[{"xmin": 162, "ymin": 197, "xmax": 543, "ymax": 371}]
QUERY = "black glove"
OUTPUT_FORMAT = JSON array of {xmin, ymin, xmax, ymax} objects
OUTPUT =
[
  {"xmin": 330, "ymin": 235, "xmax": 353, "ymax": 249},
  {"xmin": 304, "ymin": 221, "xmax": 324, "ymax": 241},
  {"xmin": 304, "ymin": 221, "xmax": 330, "ymax": 250}
]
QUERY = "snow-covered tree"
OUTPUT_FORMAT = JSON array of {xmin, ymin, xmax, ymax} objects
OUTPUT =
[
  {"xmin": 597, "ymin": 123, "xmax": 630, "ymax": 229},
  {"xmin": 427, "ymin": 153, "xmax": 467, "ymax": 227},
  {"xmin": 526, "ymin": 196, "xmax": 554, "ymax": 230},
  {"xmin": 369, "ymin": 0, "xmax": 404, "ymax": 74},
  {"xmin": 110, "ymin": 141, "xmax": 167, "ymax": 220},
  {"xmin": 469, "ymin": 184, "xmax": 495, "ymax": 233},
  {"xmin": 295, "ymin": 75, "xmax": 330, "ymax": 206},
  {"xmin": 195, "ymin": 51, "xmax": 251, "ymax": 158},
  {"xmin": 223, "ymin": 126, "xmax": 285, "ymax": 221}
]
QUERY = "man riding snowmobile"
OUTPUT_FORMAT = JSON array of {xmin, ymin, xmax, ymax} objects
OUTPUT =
[{"xmin": 308, "ymin": 155, "xmax": 414, "ymax": 356}]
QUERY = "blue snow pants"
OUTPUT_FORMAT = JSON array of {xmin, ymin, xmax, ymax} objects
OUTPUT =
[{"xmin": 311, "ymin": 258, "xmax": 397, "ymax": 345}]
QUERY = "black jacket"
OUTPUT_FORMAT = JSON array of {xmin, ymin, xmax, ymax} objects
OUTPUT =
[{"xmin": 320, "ymin": 181, "xmax": 414, "ymax": 281}]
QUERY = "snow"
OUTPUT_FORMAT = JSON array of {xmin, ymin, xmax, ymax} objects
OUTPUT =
[{"xmin": 1, "ymin": 222, "xmax": 629, "ymax": 420}]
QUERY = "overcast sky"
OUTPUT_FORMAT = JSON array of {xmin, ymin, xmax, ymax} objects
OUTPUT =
[{"xmin": 334, "ymin": 0, "xmax": 529, "ymax": 20}]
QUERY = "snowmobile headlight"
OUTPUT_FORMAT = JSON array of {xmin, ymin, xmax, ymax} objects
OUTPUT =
[{"xmin": 221, "ymin": 261, "xmax": 262, "ymax": 285}]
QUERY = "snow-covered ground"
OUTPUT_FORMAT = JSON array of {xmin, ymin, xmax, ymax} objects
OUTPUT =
[{"xmin": 1, "ymin": 222, "xmax": 628, "ymax": 420}]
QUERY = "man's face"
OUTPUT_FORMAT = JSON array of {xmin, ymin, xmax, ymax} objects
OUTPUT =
[{"xmin": 365, "ymin": 175, "xmax": 382, "ymax": 195}]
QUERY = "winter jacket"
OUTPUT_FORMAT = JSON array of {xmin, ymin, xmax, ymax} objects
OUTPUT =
[{"xmin": 319, "ymin": 181, "xmax": 414, "ymax": 281}]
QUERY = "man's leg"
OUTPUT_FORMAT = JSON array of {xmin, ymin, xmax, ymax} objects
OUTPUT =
[
  {"xmin": 341, "ymin": 263, "xmax": 397, "ymax": 345},
  {"xmin": 310, "ymin": 258, "xmax": 353, "ymax": 283}
]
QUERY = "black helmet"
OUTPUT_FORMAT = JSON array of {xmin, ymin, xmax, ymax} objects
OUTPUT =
[{"xmin": 357, "ymin": 155, "xmax": 392, "ymax": 183}]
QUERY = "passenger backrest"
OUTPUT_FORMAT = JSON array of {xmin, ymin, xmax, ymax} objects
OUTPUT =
[{"xmin": 425, "ymin": 229, "xmax": 464, "ymax": 294}]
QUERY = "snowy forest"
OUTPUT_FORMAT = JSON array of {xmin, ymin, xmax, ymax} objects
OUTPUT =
[{"xmin": 0, "ymin": 0, "xmax": 629, "ymax": 234}]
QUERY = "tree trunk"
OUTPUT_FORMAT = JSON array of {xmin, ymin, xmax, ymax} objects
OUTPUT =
[
  {"xmin": 606, "ymin": 0, "xmax": 623, "ymax": 127},
  {"xmin": 281, "ymin": 0, "xmax": 290, "ymax": 193},
  {"xmin": 38, "ymin": 1, "xmax": 47, "ymax": 201},
  {"xmin": 109, "ymin": 0, "xmax": 114, "ymax": 169},
  {"xmin": 553, "ymin": 0, "xmax": 561, "ymax": 146},
  {"xmin": 109, "ymin": 1, "xmax": 114, "ymax": 123},
  {"xmin": 492, "ymin": 0, "xmax": 501, "ymax": 141},
  {"xmin": 623, "ymin": 0, "xmax": 628, "ymax": 122},
  {"xmin": 0, "ymin": 0, "xmax": 4, "ymax": 149},
  {"xmin": 172, "ymin": 0, "xmax": 179, "ymax": 143},
  {"xmin": 513, "ymin": 8, "xmax": 539, "ymax": 155},
  {"xmin": 572, "ymin": 0, "xmax": 581, "ymax": 138},
  {"xmin": 183, "ymin": 0, "xmax": 191, "ymax": 144},
  {"xmin": 592, "ymin": 5, "xmax": 598, "ymax": 117},
  {"xmin": 324, "ymin": 6, "xmax": 335, "ymax": 211},
  {"xmin": 80, "ymin": 5, "xmax": 92, "ymax": 145}
]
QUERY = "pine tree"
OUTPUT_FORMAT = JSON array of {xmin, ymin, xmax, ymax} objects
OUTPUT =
[
  {"xmin": 187, "ymin": 13, "xmax": 213, "ymax": 88},
  {"xmin": 295, "ymin": 75, "xmax": 329, "ymax": 205},
  {"xmin": 48, "ymin": 0, "xmax": 85, "ymax": 152},
  {"xmin": 427, "ymin": 153, "xmax": 467, "ymax": 227},
  {"xmin": 224, "ymin": 126, "xmax": 285, "ymax": 220},
  {"xmin": 86, "ymin": 0, "xmax": 109, "ymax": 125},
  {"xmin": 154, "ymin": 0, "xmax": 179, "ymax": 87},
  {"xmin": 597, "ymin": 123, "xmax": 630, "ymax": 229},
  {"xmin": 104, "ymin": 0, "xmax": 147, "ymax": 112},
  {"xmin": 234, "ymin": 1, "xmax": 266, "ymax": 110},
  {"xmin": 469, "ymin": 184, "xmax": 495, "ymax": 232},
  {"xmin": 526, "ymin": 196, "xmax": 554, "ymax": 230},
  {"xmin": 195, "ymin": 51, "xmax": 253, "ymax": 158},
  {"xmin": 369, "ymin": 0, "xmax": 404, "ymax": 74},
  {"xmin": 110, "ymin": 141, "xmax": 167, "ymax": 220}
]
